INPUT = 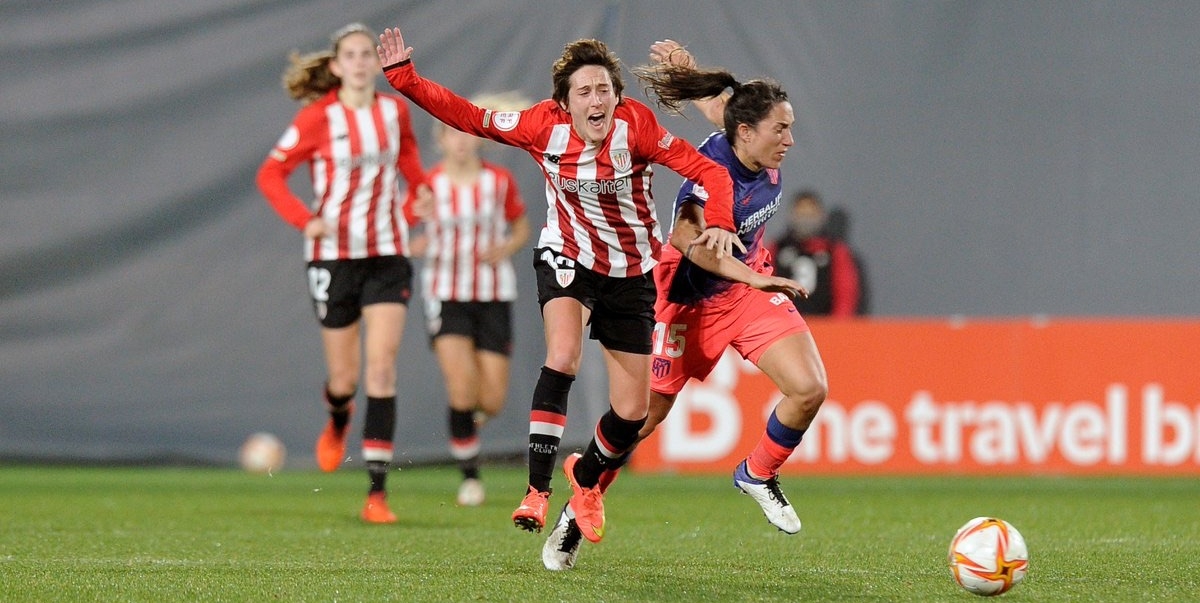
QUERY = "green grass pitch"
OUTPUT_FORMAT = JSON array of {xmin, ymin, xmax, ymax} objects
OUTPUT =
[{"xmin": 1, "ymin": 464, "xmax": 1197, "ymax": 602}]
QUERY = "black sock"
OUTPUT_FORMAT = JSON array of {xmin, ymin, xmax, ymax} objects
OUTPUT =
[
  {"xmin": 367, "ymin": 461, "xmax": 389, "ymax": 493},
  {"xmin": 527, "ymin": 366, "xmax": 574, "ymax": 493},
  {"xmin": 576, "ymin": 407, "xmax": 646, "ymax": 487},
  {"xmin": 449, "ymin": 408, "xmax": 480, "ymax": 480},
  {"xmin": 325, "ymin": 386, "xmax": 355, "ymax": 431},
  {"xmin": 363, "ymin": 396, "xmax": 396, "ymax": 493},
  {"xmin": 608, "ymin": 447, "xmax": 634, "ymax": 472}
]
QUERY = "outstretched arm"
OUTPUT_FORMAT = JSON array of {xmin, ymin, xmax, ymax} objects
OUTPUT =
[{"xmin": 376, "ymin": 26, "xmax": 534, "ymax": 149}]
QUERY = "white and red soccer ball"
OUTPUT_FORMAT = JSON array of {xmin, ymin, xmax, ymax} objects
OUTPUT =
[
  {"xmin": 948, "ymin": 517, "xmax": 1029, "ymax": 596},
  {"xmin": 238, "ymin": 432, "xmax": 286, "ymax": 474}
]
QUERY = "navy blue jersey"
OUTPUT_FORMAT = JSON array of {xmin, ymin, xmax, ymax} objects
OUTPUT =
[{"xmin": 665, "ymin": 132, "xmax": 783, "ymax": 304}]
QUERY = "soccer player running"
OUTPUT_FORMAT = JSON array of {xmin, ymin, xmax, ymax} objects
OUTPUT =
[
  {"xmin": 420, "ymin": 92, "xmax": 532, "ymax": 507},
  {"xmin": 542, "ymin": 40, "xmax": 826, "ymax": 570},
  {"xmin": 256, "ymin": 23, "xmax": 430, "ymax": 524},
  {"xmin": 376, "ymin": 27, "xmax": 742, "ymax": 547}
]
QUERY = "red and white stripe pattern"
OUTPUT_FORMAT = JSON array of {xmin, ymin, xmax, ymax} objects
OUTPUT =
[
  {"xmin": 362, "ymin": 439, "xmax": 394, "ymax": 463},
  {"xmin": 258, "ymin": 90, "xmax": 427, "ymax": 262},
  {"xmin": 422, "ymin": 162, "xmax": 523, "ymax": 302},
  {"xmin": 592, "ymin": 422, "xmax": 624, "ymax": 461},
  {"xmin": 307, "ymin": 98, "xmax": 409, "ymax": 261},
  {"xmin": 449, "ymin": 434, "xmax": 481, "ymax": 460},
  {"xmin": 383, "ymin": 62, "xmax": 736, "ymax": 276},
  {"xmin": 529, "ymin": 410, "xmax": 566, "ymax": 440},
  {"xmin": 535, "ymin": 119, "xmax": 662, "ymax": 278}
]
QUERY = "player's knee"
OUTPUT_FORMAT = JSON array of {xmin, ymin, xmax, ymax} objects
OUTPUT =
[
  {"xmin": 805, "ymin": 376, "xmax": 829, "ymax": 405},
  {"xmin": 327, "ymin": 371, "xmax": 359, "ymax": 396},
  {"xmin": 363, "ymin": 362, "xmax": 397, "ymax": 393},
  {"xmin": 542, "ymin": 353, "xmax": 580, "ymax": 375},
  {"xmin": 542, "ymin": 332, "xmax": 583, "ymax": 375},
  {"xmin": 782, "ymin": 375, "xmax": 827, "ymax": 415}
]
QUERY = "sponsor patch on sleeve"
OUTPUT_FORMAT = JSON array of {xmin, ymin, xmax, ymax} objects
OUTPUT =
[
  {"xmin": 491, "ymin": 111, "xmax": 520, "ymax": 131},
  {"xmin": 657, "ymin": 131, "xmax": 675, "ymax": 150}
]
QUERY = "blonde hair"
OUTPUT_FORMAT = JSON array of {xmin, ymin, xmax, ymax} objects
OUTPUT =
[
  {"xmin": 471, "ymin": 91, "xmax": 534, "ymax": 112},
  {"xmin": 281, "ymin": 23, "xmax": 375, "ymax": 104}
]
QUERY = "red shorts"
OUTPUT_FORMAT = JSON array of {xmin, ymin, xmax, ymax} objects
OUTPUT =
[{"xmin": 650, "ymin": 281, "xmax": 810, "ymax": 396}]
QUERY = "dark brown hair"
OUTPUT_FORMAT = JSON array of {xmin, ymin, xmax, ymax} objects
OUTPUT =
[
  {"xmin": 635, "ymin": 63, "xmax": 788, "ymax": 140},
  {"xmin": 551, "ymin": 39, "xmax": 625, "ymax": 107}
]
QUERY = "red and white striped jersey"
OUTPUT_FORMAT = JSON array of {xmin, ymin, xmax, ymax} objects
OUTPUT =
[
  {"xmin": 256, "ymin": 89, "xmax": 427, "ymax": 261},
  {"xmin": 385, "ymin": 61, "xmax": 734, "ymax": 278},
  {"xmin": 422, "ymin": 161, "xmax": 526, "ymax": 302}
]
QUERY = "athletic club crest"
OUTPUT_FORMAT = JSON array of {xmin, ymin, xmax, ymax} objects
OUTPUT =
[
  {"xmin": 611, "ymin": 150, "xmax": 631, "ymax": 173},
  {"xmin": 555, "ymin": 268, "xmax": 575, "ymax": 288},
  {"xmin": 652, "ymin": 357, "xmax": 671, "ymax": 379},
  {"xmin": 543, "ymin": 248, "xmax": 576, "ymax": 287}
]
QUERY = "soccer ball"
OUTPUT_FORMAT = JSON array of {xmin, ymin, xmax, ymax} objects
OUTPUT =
[
  {"xmin": 238, "ymin": 432, "xmax": 286, "ymax": 474},
  {"xmin": 948, "ymin": 517, "xmax": 1029, "ymax": 596}
]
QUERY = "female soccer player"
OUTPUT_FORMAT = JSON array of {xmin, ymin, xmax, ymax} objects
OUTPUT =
[
  {"xmin": 256, "ymin": 23, "xmax": 429, "ymax": 524},
  {"xmin": 421, "ymin": 92, "xmax": 532, "ymax": 507},
  {"xmin": 542, "ymin": 40, "xmax": 826, "ymax": 570},
  {"xmin": 376, "ymin": 26, "xmax": 741, "ymax": 545}
]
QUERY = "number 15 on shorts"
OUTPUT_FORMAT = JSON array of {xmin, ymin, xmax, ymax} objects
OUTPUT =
[{"xmin": 653, "ymin": 322, "xmax": 686, "ymax": 359}]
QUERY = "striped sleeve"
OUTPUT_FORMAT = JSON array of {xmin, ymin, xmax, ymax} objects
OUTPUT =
[{"xmin": 629, "ymin": 100, "xmax": 735, "ymax": 232}]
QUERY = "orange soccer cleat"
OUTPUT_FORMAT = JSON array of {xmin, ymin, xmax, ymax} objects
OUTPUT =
[
  {"xmin": 315, "ymin": 402, "xmax": 353, "ymax": 472},
  {"xmin": 360, "ymin": 491, "xmax": 397, "ymax": 524},
  {"xmin": 512, "ymin": 486, "xmax": 551, "ymax": 532},
  {"xmin": 563, "ymin": 453, "xmax": 605, "ymax": 543}
]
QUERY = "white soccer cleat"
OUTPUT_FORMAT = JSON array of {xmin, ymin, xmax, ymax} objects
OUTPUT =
[
  {"xmin": 732, "ymin": 460, "xmax": 801, "ymax": 534},
  {"xmin": 542, "ymin": 504, "xmax": 583, "ymax": 571},
  {"xmin": 457, "ymin": 478, "xmax": 485, "ymax": 507}
]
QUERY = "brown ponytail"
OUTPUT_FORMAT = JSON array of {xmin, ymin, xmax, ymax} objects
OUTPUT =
[
  {"xmin": 282, "ymin": 50, "xmax": 338, "ymax": 103},
  {"xmin": 633, "ymin": 63, "xmax": 737, "ymax": 114},
  {"xmin": 280, "ymin": 23, "xmax": 375, "ymax": 104}
]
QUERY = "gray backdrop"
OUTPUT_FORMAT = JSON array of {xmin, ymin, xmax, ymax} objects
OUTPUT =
[{"xmin": 3, "ymin": 1, "xmax": 1198, "ymax": 465}]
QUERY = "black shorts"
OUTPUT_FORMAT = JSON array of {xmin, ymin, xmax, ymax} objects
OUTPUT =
[
  {"xmin": 426, "ymin": 300, "xmax": 513, "ymax": 356},
  {"xmin": 532, "ymin": 247, "xmax": 656, "ymax": 355},
  {"xmin": 306, "ymin": 256, "xmax": 412, "ymax": 329}
]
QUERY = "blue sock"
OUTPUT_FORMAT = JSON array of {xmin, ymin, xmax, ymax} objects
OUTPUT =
[{"xmin": 766, "ymin": 410, "xmax": 805, "ymax": 448}]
